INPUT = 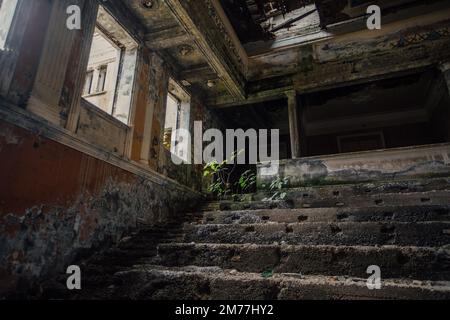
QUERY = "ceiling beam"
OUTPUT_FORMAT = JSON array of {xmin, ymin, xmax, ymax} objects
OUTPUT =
[
  {"xmin": 270, "ymin": 8, "xmax": 318, "ymax": 32},
  {"xmin": 163, "ymin": 0, "xmax": 247, "ymax": 100},
  {"xmin": 100, "ymin": 0, "xmax": 146, "ymax": 43},
  {"xmin": 179, "ymin": 65, "xmax": 218, "ymax": 83},
  {"xmin": 207, "ymin": 86, "xmax": 291, "ymax": 109},
  {"xmin": 144, "ymin": 26, "xmax": 191, "ymax": 50}
]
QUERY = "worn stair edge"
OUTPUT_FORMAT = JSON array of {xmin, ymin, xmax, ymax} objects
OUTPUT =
[
  {"xmin": 200, "ymin": 177, "xmax": 450, "ymax": 208},
  {"xmin": 183, "ymin": 221, "xmax": 450, "ymax": 247},
  {"xmin": 201, "ymin": 190, "xmax": 450, "ymax": 211},
  {"xmin": 111, "ymin": 265, "xmax": 450, "ymax": 300},
  {"xmin": 152, "ymin": 243, "xmax": 450, "ymax": 280},
  {"xmin": 200, "ymin": 205, "xmax": 450, "ymax": 224},
  {"xmin": 253, "ymin": 176, "xmax": 450, "ymax": 201}
]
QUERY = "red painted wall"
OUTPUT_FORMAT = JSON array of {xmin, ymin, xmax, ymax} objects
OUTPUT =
[{"xmin": 0, "ymin": 120, "xmax": 132, "ymax": 216}]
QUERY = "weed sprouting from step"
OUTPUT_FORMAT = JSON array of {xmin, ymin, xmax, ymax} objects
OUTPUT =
[
  {"xmin": 263, "ymin": 177, "xmax": 290, "ymax": 202},
  {"xmin": 261, "ymin": 270, "xmax": 273, "ymax": 279}
]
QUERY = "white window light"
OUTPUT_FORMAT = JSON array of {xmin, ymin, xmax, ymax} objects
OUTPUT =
[
  {"xmin": 83, "ymin": 70, "xmax": 94, "ymax": 95},
  {"xmin": 0, "ymin": 0, "xmax": 19, "ymax": 51},
  {"xmin": 96, "ymin": 65, "xmax": 107, "ymax": 93}
]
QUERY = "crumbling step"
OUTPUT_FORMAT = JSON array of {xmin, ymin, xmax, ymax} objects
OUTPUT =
[
  {"xmin": 254, "ymin": 177, "xmax": 450, "ymax": 201},
  {"xmin": 290, "ymin": 190, "xmax": 450, "ymax": 209},
  {"xmin": 200, "ymin": 199, "xmax": 292, "ymax": 212},
  {"xmin": 200, "ymin": 205, "xmax": 450, "ymax": 224},
  {"xmin": 201, "ymin": 177, "xmax": 450, "ymax": 210},
  {"xmin": 152, "ymin": 243, "xmax": 450, "ymax": 281},
  {"xmin": 111, "ymin": 265, "xmax": 450, "ymax": 300},
  {"xmin": 201, "ymin": 190, "xmax": 450, "ymax": 211},
  {"xmin": 184, "ymin": 222, "xmax": 450, "ymax": 247},
  {"xmin": 65, "ymin": 226, "xmax": 186, "ymax": 290}
]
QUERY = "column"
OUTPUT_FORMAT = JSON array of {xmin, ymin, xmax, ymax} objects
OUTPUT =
[
  {"xmin": 25, "ymin": 0, "xmax": 98, "ymax": 127},
  {"xmin": 66, "ymin": 0, "xmax": 99, "ymax": 131},
  {"xmin": 286, "ymin": 90, "xmax": 301, "ymax": 159},
  {"xmin": 0, "ymin": 0, "xmax": 53, "ymax": 105}
]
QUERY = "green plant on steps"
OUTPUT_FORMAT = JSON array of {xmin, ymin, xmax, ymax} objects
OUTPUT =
[
  {"xmin": 203, "ymin": 150, "xmax": 243, "ymax": 199},
  {"xmin": 263, "ymin": 176, "xmax": 290, "ymax": 201},
  {"xmin": 235, "ymin": 169, "xmax": 257, "ymax": 194},
  {"xmin": 261, "ymin": 269, "xmax": 273, "ymax": 279}
]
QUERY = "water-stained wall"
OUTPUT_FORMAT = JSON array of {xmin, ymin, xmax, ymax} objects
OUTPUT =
[
  {"xmin": 0, "ymin": 0, "xmax": 214, "ymax": 298},
  {"xmin": 0, "ymin": 119, "xmax": 202, "ymax": 297}
]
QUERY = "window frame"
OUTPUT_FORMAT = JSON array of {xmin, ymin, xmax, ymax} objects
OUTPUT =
[
  {"xmin": 83, "ymin": 70, "xmax": 94, "ymax": 96},
  {"xmin": 164, "ymin": 92, "xmax": 182, "ymax": 153},
  {"xmin": 81, "ymin": 5, "xmax": 138, "ymax": 125},
  {"xmin": 0, "ymin": 0, "xmax": 19, "ymax": 51},
  {"xmin": 96, "ymin": 65, "xmax": 108, "ymax": 93},
  {"xmin": 163, "ymin": 79, "xmax": 191, "ymax": 162}
]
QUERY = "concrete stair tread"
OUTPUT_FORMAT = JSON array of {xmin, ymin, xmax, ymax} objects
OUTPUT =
[
  {"xmin": 157, "ymin": 242, "xmax": 450, "ymax": 251},
  {"xmin": 186, "ymin": 221, "xmax": 450, "ymax": 228},
  {"xmin": 202, "ymin": 177, "xmax": 450, "ymax": 206},
  {"xmin": 70, "ymin": 177, "xmax": 450, "ymax": 299},
  {"xmin": 200, "ymin": 205, "xmax": 450, "ymax": 224},
  {"xmin": 183, "ymin": 221, "xmax": 450, "ymax": 247},
  {"xmin": 186, "ymin": 221, "xmax": 450, "ymax": 227},
  {"xmin": 259, "ymin": 177, "xmax": 450, "ymax": 194},
  {"xmin": 153, "ymin": 243, "xmax": 450, "ymax": 280},
  {"xmin": 113, "ymin": 265, "xmax": 450, "ymax": 300},
  {"xmin": 202, "ymin": 190, "xmax": 450, "ymax": 211},
  {"xmin": 290, "ymin": 190, "xmax": 450, "ymax": 208},
  {"xmin": 255, "ymin": 177, "xmax": 450, "ymax": 196}
]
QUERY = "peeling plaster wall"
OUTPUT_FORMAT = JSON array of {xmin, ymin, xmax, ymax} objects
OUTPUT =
[
  {"xmin": 0, "ymin": 0, "xmax": 53, "ymax": 107},
  {"xmin": 0, "ymin": 120, "xmax": 202, "ymax": 297},
  {"xmin": 146, "ymin": 54, "xmax": 169, "ymax": 171},
  {"xmin": 258, "ymin": 143, "xmax": 450, "ymax": 188},
  {"xmin": 192, "ymin": 98, "xmax": 226, "ymax": 192},
  {"xmin": 0, "ymin": 0, "xmax": 223, "ymax": 299},
  {"xmin": 76, "ymin": 99, "xmax": 129, "ymax": 156},
  {"xmin": 156, "ymin": 97, "xmax": 224, "ymax": 192},
  {"xmin": 236, "ymin": 15, "xmax": 450, "ymax": 111}
]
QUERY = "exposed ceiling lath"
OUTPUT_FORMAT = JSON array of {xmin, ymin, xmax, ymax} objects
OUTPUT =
[
  {"xmin": 221, "ymin": 0, "xmax": 318, "ymax": 43},
  {"xmin": 248, "ymin": 0, "xmax": 316, "ymax": 23}
]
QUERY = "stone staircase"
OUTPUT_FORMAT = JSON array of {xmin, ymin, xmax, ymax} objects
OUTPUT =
[{"xmin": 67, "ymin": 177, "xmax": 450, "ymax": 300}]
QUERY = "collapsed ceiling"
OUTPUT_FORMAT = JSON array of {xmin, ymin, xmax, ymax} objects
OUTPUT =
[
  {"xmin": 116, "ymin": 0, "xmax": 447, "ymax": 106},
  {"xmin": 220, "ymin": 0, "xmax": 426, "ymax": 44},
  {"xmin": 220, "ymin": 0, "xmax": 318, "ymax": 43}
]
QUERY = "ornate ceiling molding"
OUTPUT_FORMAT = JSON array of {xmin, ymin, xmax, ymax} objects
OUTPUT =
[{"xmin": 163, "ymin": 0, "xmax": 247, "ymax": 100}]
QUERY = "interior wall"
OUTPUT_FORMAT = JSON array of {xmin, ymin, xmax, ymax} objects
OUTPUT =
[
  {"xmin": 0, "ymin": 0, "xmax": 218, "ymax": 298},
  {"xmin": 306, "ymin": 122, "xmax": 441, "ymax": 157},
  {"xmin": 0, "ymin": 120, "xmax": 202, "ymax": 298},
  {"xmin": 301, "ymin": 69, "xmax": 450, "ymax": 157}
]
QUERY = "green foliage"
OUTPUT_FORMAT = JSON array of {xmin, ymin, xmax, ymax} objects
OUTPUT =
[
  {"xmin": 203, "ymin": 160, "xmax": 227, "ymax": 198},
  {"xmin": 263, "ymin": 176, "xmax": 289, "ymax": 201},
  {"xmin": 261, "ymin": 270, "xmax": 273, "ymax": 279},
  {"xmin": 203, "ymin": 150, "xmax": 243, "ymax": 198},
  {"xmin": 235, "ymin": 170, "xmax": 256, "ymax": 194},
  {"xmin": 203, "ymin": 150, "xmax": 258, "ymax": 199}
]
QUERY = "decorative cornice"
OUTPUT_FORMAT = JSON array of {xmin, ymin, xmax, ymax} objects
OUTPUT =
[
  {"xmin": 163, "ymin": 0, "xmax": 246, "ymax": 100},
  {"xmin": 205, "ymin": 0, "xmax": 248, "ymax": 71}
]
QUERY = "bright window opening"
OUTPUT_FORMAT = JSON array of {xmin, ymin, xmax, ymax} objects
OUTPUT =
[
  {"xmin": 96, "ymin": 65, "xmax": 108, "ymax": 93},
  {"xmin": 0, "ymin": 0, "xmax": 18, "ymax": 50},
  {"xmin": 164, "ymin": 79, "xmax": 191, "ymax": 161},
  {"xmin": 83, "ymin": 70, "xmax": 94, "ymax": 95},
  {"xmin": 82, "ymin": 6, "xmax": 138, "ymax": 124}
]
